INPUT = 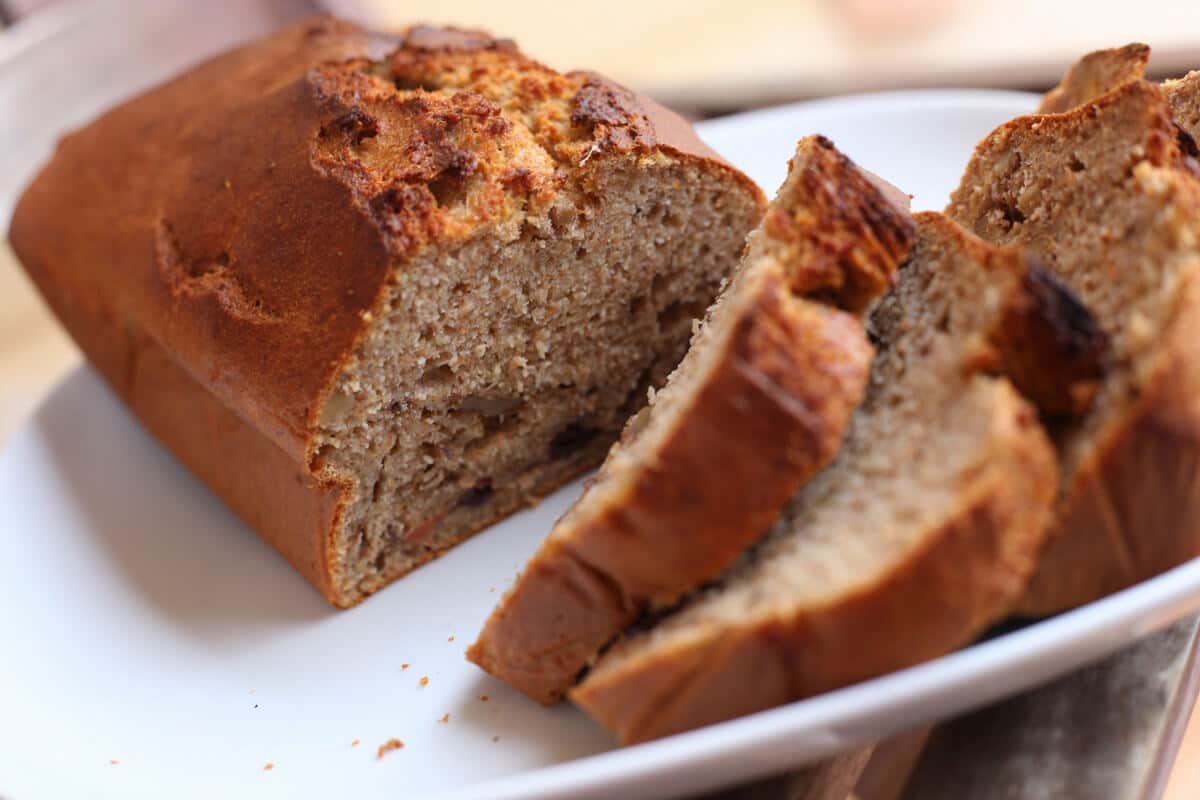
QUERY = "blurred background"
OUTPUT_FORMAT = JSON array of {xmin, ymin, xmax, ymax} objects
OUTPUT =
[
  {"xmin": 2, "ymin": 0, "xmax": 1200, "ymax": 795},
  {"xmin": 3, "ymin": 0, "xmax": 1200, "ymax": 446}
]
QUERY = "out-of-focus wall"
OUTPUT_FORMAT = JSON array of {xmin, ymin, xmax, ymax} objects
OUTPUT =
[{"xmin": 328, "ymin": 0, "xmax": 1200, "ymax": 110}]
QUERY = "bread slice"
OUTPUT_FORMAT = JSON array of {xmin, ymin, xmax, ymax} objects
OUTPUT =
[
  {"xmin": 569, "ymin": 213, "xmax": 1065, "ymax": 744},
  {"xmin": 7, "ymin": 18, "xmax": 767, "ymax": 608},
  {"xmin": 948, "ymin": 79, "xmax": 1200, "ymax": 614},
  {"xmin": 467, "ymin": 137, "xmax": 915, "ymax": 703}
]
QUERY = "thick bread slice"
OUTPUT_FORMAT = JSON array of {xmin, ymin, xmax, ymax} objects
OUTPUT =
[
  {"xmin": 467, "ymin": 136, "xmax": 915, "ymax": 703},
  {"xmin": 948, "ymin": 80, "xmax": 1200, "ymax": 614},
  {"xmin": 8, "ymin": 18, "xmax": 766, "ymax": 607},
  {"xmin": 569, "ymin": 213, "xmax": 1062, "ymax": 744}
]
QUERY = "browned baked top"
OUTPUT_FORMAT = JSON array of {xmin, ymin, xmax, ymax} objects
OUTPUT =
[
  {"xmin": 1038, "ymin": 43, "xmax": 1150, "ymax": 114},
  {"xmin": 8, "ymin": 15, "xmax": 754, "ymax": 468}
]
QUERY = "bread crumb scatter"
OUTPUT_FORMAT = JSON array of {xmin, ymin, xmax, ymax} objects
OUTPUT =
[
  {"xmin": 263, "ymin": 762, "xmax": 274, "ymax": 772},
  {"xmin": 420, "ymin": 676, "xmax": 429, "ymax": 687},
  {"xmin": 351, "ymin": 739, "xmax": 360, "ymax": 747},
  {"xmin": 109, "ymin": 760, "xmax": 119, "ymax": 765},
  {"xmin": 377, "ymin": 739, "xmax": 405, "ymax": 760},
  {"xmin": 480, "ymin": 695, "xmax": 489, "ymax": 702},
  {"xmin": 438, "ymin": 713, "xmax": 450, "ymax": 723},
  {"xmin": 401, "ymin": 663, "xmax": 410, "ymax": 670},
  {"xmin": 448, "ymin": 635, "xmax": 455, "ymax": 642}
]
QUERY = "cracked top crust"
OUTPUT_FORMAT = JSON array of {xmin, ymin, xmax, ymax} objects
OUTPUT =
[{"xmin": 8, "ymin": 15, "xmax": 755, "ymax": 466}]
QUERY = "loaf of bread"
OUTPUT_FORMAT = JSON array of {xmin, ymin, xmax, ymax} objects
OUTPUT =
[
  {"xmin": 570, "ymin": 213, "xmax": 1089, "ymax": 743},
  {"xmin": 467, "ymin": 136, "xmax": 914, "ymax": 703},
  {"xmin": 7, "ymin": 17, "xmax": 766, "ymax": 607},
  {"xmin": 949, "ymin": 78, "xmax": 1200, "ymax": 615}
]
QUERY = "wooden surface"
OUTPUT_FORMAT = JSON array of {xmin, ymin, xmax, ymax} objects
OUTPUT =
[{"xmin": 695, "ymin": 748, "xmax": 875, "ymax": 800}]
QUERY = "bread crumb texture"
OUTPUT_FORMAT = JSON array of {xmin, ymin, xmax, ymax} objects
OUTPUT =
[{"xmin": 376, "ymin": 738, "xmax": 405, "ymax": 759}]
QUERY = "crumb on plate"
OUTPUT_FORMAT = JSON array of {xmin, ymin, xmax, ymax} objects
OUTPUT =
[
  {"xmin": 420, "ymin": 676, "xmax": 429, "ymax": 687},
  {"xmin": 263, "ymin": 762, "xmax": 274, "ymax": 772},
  {"xmin": 377, "ymin": 738, "xmax": 405, "ymax": 760}
]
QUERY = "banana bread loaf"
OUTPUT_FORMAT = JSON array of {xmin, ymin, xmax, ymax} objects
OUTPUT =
[
  {"xmin": 468, "ymin": 136, "xmax": 914, "ymax": 703},
  {"xmin": 7, "ymin": 16, "xmax": 766, "ymax": 607}
]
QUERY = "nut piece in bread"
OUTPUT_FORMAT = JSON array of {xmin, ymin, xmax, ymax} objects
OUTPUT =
[
  {"xmin": 948, "ymin": 79, "xmax": 1200, "ymax": 614},
  {"xmin": 570, "ymin": 213, "xmax": 1065, "ymax": 744},
  {"xmin": 467, "ymin": 136, "xmax": 915, "ymax": 704},
  {"xmin": 7, "ymin": 17, "xmax": 766, "ymax": 607}
]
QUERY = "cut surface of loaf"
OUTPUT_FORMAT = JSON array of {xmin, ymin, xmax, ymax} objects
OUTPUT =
[
  {"xmin": 467, "ymin": 136, "xmax": 915, "ymax": 703},
  {"xmin": 948, "ymin": 79, "xmax": 1200, "ymax": 614},
  {"xmin": 570, "ymin": 213, "xmax": 1062, "ymax": 744},
  {"xmin": 7, "ymin": 17, "xmax": 766, "ymax": 607}
]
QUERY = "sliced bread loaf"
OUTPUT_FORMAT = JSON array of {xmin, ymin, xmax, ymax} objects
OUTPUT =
[
  {"xmin": 569, "ymin": 213, "xmax": 1070, "ymax": 744},
  {"xmin": 467, "ymin": 136, "xmax": 914, "ymax": 703},
  {"xmin": 8, "ymin": 18, "xmax": 767, "ymax": 607},
  {"xmin": 948, "ymin": 79, "xmax": 1200, "ymax": 614}
]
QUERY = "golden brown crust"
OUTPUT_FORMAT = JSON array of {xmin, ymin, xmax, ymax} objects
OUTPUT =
[
  {"xmin": 1038, "ymin": 43, "xmax": 1149, "ymax": 114},
  {"xmin": 571, "ymin": 383, "xmax": 1057, "ymax": 744},
  {"xmin": 7, "ymin": 15, "xmax": 760, "ymax": 607},
  {"xmin": 1018, "ymin": 267, "xmax": 1200, "ymax": 613},
  {"xmin": 468, "ymin": 137, "xmax": 914, "ymax": 704},
  {"xmin": 766, "ymin": 136, "xmax": 916, "ymax": 314}
]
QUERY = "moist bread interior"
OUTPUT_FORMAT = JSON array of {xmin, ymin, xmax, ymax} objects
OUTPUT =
[{"xmin": 308, "ymin": 55, "xmax": 760, "ymax": 601}]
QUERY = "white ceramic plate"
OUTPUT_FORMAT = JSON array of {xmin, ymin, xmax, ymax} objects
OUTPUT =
[{"xmin": 8, "ymin": 91, "xmax": 1200, "ymax": 800}]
